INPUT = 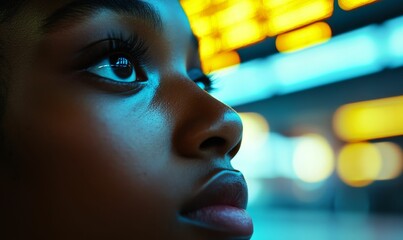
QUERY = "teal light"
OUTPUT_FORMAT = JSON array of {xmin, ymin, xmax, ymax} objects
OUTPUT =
[
  {"xmin": 384, "ymin": 15, "xmax": 403, "ymax": 68},
  {"xmin": 210, "ymin": 60, "xmax": 278, "ymax": 107},
  {"xmin": 273, "ymin": 25, "xmax": 382, "ymax": 94},
  {"xmin": 212, "ymin": 15, "xmax": 403, "ymax": 107}
]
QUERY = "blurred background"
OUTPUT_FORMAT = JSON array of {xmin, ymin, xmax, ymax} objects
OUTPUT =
[{"xmin": 180, "ymin": 0, "xmax": 403, "ymax": 239}]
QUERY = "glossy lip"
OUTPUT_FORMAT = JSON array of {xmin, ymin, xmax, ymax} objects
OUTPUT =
[{"xmin": 179, "ymin": 169, "xmax": 252, "ymax": 237}]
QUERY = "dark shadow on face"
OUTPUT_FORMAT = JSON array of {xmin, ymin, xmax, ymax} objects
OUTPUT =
[{"xmin": 0, "ymin": 0, "xmax": 252, "ymax": 239}]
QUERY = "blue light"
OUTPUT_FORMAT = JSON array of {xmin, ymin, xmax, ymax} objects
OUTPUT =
[
  {"xmin": 384, "ymin": 15, "xmax": 403, "ymax": 68},
  {"xmin": 211, "ymin": 59, "xmax": 279, "ymax": 106},
  {"xmin": 273, "ymin": 25, "xmax": 383, "ymax": 94},
  {"xmin": 211, "ymin": 15, "xmax": 403, "ymax": 107}
]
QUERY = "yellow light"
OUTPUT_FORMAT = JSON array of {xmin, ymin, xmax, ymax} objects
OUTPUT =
[
  {"xmin": 181, "ymin": 0, "xmax": 212, "ymax": 16},
  {"xmin": 263, "ymin": 0, "xmax": 292, "ymax": 8},
  {"xmin": 337, "ymin": 142, "xmax": 382, "ymax": 187},
  {"xmin": 266, "ymin": 0, "xmax": 333, "ymax": 36},
  {"xmin": 334, "ymin": 95, "xmax": 403, "ymax": 142},
  {"xmin": 374, "ymin": 142, "xmax": 402, "ymax": 180},
  {"xmin": 221, "ymin": 20, "xmax": 265, "ymax": 51},
  {"xmin": 201, "ymin": 51, "xmax": 240, "ymax": 73},
  {"xmin": 215, "ymin": 0, "xmax": 257, "ymax": 28},
  {"xmin": 211, "ymin": 0, "xmax": 228, "ymax": 4},
  {"xmin": 189, "ymin": 17, "xmax": 213, "ymax": 37},
  {"xmin": 339, "ymin": 0, "xmax": 379, "ymax": 11},
  {"xmin": 293, "ymin": 134, "xmax": 335, "ymax": 183},
  {"xmin": 238, "ymin": 112, "xmax": 270, "ymax": 150},
  {"xmin": 199, "ymin": 37, "xmax": 221, "ymax": 58},
  {"xmin": 276, "ymin": 21, "xmax": 332, "ymax": 52}
]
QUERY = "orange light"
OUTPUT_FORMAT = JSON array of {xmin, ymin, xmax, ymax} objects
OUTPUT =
[
  {"xmin": 201, "ymin": 51, "xmax": 240, "ymax": 73},
  {"xmin": 339, "ymin": 0, "xmax": 379, "ymax": 11},
  {"xmin": 276, "ymin": 22, "xmax": 332, "ymax": 52}
]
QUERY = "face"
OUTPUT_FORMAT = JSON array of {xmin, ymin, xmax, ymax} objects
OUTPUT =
[{"xmin": 0, "ymin": 0, "xmax": 253, "ymax": 239}]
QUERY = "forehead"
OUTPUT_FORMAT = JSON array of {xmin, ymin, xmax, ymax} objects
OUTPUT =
[
  {"xmin": 3, "ymin": 0, "xmax": 196, "ymax": 71},
  {"xmin": 8, "ymin": 0, "xmax": 192, "ymax": 40}
]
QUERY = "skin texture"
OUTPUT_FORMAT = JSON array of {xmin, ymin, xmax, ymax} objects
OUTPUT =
[{"xmin": 0, "ymin": 0, "xmax": 247, "ymax": 239}]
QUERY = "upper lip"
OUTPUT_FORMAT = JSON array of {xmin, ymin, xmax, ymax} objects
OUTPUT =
[{"xmin": 180, "ymin": 169, "xmax": 248, "ymax": 215}]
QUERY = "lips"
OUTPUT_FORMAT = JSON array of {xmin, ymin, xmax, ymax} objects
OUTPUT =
[{"xmin": 180, "ymin": 169, "xmax": 253, "ymax": 238}]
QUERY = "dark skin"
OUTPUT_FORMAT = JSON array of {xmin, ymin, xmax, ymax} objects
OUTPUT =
[{"xmin": 0, "ymin": 0, "xmax": 249, "ymax": 239}]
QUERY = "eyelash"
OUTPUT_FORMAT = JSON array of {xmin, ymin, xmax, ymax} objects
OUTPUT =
[
  {"xmin": 75, "ymin": 32, "xmax": 150, "ymax": 93},
  {"xmin": 105, "ymin": 32, "xmax": 150, "ymax": 68},
  {"xmin": 187, "ymin": 68, "xmax": 217, "ymax": 92},
  {"xmin": 79, "ymin": 32, "xmax": 216, "ymax": 92},
  {"xmin": 193, "ymin": 73, "xmax": 216, "ymax": 92}
]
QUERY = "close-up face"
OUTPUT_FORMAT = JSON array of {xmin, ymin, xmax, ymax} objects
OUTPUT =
[{"xmin": 0, "ymin": 0, "xmax": 252, "ymax": 239}]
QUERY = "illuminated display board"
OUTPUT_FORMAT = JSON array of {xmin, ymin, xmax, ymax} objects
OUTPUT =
[{"xmin": 181, "ymin": 0, "xmax": 380, "ymax": 72}]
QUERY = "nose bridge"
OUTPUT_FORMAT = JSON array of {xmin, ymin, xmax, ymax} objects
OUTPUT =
[{"xmin": 158, "ymin": 76, "xmax": 243, "ymax": 160}]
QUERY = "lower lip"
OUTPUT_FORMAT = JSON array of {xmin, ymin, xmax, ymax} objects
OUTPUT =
[{"xmin": 183, "ymin": 205, "xmax": 253, "ymax": 237}]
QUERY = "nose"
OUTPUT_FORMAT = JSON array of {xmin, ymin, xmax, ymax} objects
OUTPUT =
[{"xmin": 169, "ymin": 78, "xmax": 243, "ymax": 160}]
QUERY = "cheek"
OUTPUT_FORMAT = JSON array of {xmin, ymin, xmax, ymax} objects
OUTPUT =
[
  {"xmin": 5, "ymin": 78, "xmax": 177, "ymax": 232},
  {"xmin": 91, "ymin": 94, "xmax": 174, "ymax": 178}
]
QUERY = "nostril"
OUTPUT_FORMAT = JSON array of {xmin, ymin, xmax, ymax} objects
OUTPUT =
[{"xmin": 200, "ymin": 137, "xmax": 226, "ymax": 151}]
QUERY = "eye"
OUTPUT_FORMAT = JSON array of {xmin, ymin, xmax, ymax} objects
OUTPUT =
[{"xmin": 87, "ymin": 53, "xmax": 143, "ymax": 83}]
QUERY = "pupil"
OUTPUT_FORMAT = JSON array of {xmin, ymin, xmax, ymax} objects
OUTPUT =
[{"xmin": 111, "ymin": 55, "xmax": 133, "ymax": 79}]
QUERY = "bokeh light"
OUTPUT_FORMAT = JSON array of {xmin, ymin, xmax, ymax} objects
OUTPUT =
[
  {"xmin": 276, "ymin": 21, "xmax": 332, "ymax": 52},
  {"xmin": 338, "ymin": 0, "xmax": 379, "ymax": 11},
  {"xmin": 337, "ymin": 142, "xmax": 382, "ymax": 187},
  {"xmin": 215, "ymin": 1, "xmax": 257, "ymax": 29},
  {"xmin": 385, "ymin": 15, "xmax": 403, "ymax": 68},
  {"xmin": 333, "ymin": 95, "xmax": 403, "ymax": 142},
  {"xmin": 266, "ymin": 0, "xmax": 334, "ymax": 36},
  {"xmin": 201, "ymin": 51, "xmax": 240, "ymax": 73},
  {"xmin": 238, "ymin": 112, "xmax": 270, "ymax": 150},
  {"xmin": 220, "ymin": 20, "xmax": 265, "ymax": 51},
  {"xmin": 374, "ymin": 142, "xmax": 403, "ymax": 180},
  {"xmin": 180, "ymin": 0, "xmax": 211, "ymax": 15},
  {"xmin": 181, "ymin": 0, "xmax": 337, "ymax": 72},
  {"xmin": 190, "ymin": 17, "xmax": 213, "ymax": 37},
  {"xmin": 231, "ymin": 112, "xmax": 272, "ymax": 179},
  {"xmin": 292, "ymin": 134, "xmax": 335, "ymax": 183}
]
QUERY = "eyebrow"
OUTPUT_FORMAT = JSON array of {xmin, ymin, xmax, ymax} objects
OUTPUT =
[{"xmin": 41, "ymin": 0, "xmax": 163, "ymax": 34}]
